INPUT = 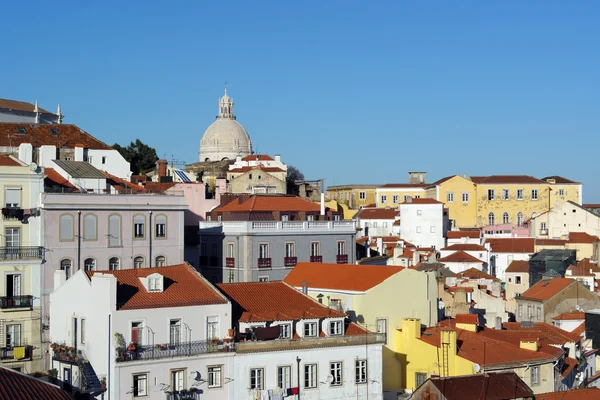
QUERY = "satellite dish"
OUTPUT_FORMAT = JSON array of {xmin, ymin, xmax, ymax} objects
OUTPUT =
[
  {"xmin": 473, "ymin": 364, "xmax": 481, "ymax": 373},
  {"xmin": 29, "ymin": 162, "xmax": 38, "ymax": 172}
]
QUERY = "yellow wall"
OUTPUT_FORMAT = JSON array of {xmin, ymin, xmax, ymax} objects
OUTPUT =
[
  {"xmin": 566, "ymin": 242, "xmax": 597, "ymax": 260},
  {"xmin": 322, "ymin": 199, "xmax": 357, "ymax": 220},
  {"xmin": 377, "ymin": 188, "xmax": 427, "ymax": 208},
  {"xmin": 327, "ymin": 187, "xmax": 377, "ymax": 208},
  {"xmin": 474, "ymin": 184, "xmax": 551, "ymax": 227},
  {"xmin": 436, "ymin": 176, "xmax": 477, "ymax": 228}
]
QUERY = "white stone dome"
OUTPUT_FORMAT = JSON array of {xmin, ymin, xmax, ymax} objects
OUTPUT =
[{"xmin": 199, "ymin": 88, "xmax": 253, "ymax": 162}]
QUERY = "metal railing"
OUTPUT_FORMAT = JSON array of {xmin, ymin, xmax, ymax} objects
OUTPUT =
[
  {"xmin": 284, "ymin": 257, "xmax": 297, "ymax": 267},
  {"xmin": 166, "ymin": 392, "xmax": 202, "ymax": 400},
  {"xmin": 225, "ymin": 257, "xmax": 235, "ymax": 267},
  {"xmin": 0, "ymin": 246, "xmax": 43, "ymax": 260},
  {"xmin": 257, "ymin": 258, "xmax": 272, "ymax": 269},
  {"xmin": 115, "ymin": 340, "xmax": 235, "ymax": 363},
  {"xmin": 336, "ymin": 254, "xmax": 348, "ymax": 264},
  {"xmin": 0, "ymin": 345, "xmax": 33, "ymax": 361},
  {"xmin": 0, "ymin": 295, "xmax": 33, "ymax": 309},
  {"xmin": 310, "ymin": 255, "xmax": 323, "ymax": 263}
]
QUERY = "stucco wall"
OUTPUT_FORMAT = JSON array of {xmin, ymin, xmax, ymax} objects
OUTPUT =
[{"xmin": 399, "ymin": 203, "xmax": 445, "ymax": 249}]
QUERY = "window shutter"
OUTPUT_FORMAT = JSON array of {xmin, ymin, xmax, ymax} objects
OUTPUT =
[
  {"xmin": 60, "ymin": 215, "xmax": 73, "ymax": 240},
  {"xmin": 5, "ymin": 188, "xmax": 20, "ymax": 207},
  {"xmin": 109, "ymin": 215, "xmax": 120, "ymax": 246},
  {"xmin": 84, "ymin": 215, "xmax": 97, "ymax": 240}
]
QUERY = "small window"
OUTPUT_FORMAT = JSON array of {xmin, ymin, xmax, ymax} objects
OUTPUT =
[
  {"xmin": 108, "ymin": 214, "xmax": 121, "ymax": 247},
  {"xmin": 517, "ymin": 212, "xmax": 524, "ymax": 227},
  {"xmin": 16, "ymin": 127, "xmax": 26, "ymax": 135},
  {"xmin": 359, "ymin": 191, "xmax": 366, "ymax": 200},
  {"xmin": 49, "ymin": 128, "xmax": 59, "ymax": 135},
  {"xmin": 462, "ymin": 192, "xmax": 469, "ymax": 203},
  {"xmin": 155, "ymin": 255, "xmax": 166, "ymax": 267},
  {"xmin": 258, "ymin": 175, "xmax": 262, "ymax": 180},
  {"xmin": 133, "ymin": 215, "xmax": 145, "ymax": 238},
  {"xmin": 208, "ymin": 366, "xmax": 222, "ymax": 388},
  {"xmin": 531, "ymin": 366, "xmax": 540, "ymax": 385},
  {"xmin": 280, "ymin": 324, "xmax": 291, "ymax": 339},
  {"xmin": 518, "ymin": 304, "xmax": 523, "ymax": 317},
  {"xmin": 304, "ymin": 322, "xmax": 317, "ymax": 337},
  {"xmin": 488, "ymin": 212, "xmax": 495, "ymax": 226},
  {"xmin": 488, "ymin": 189, "xmax": 495, "ymax": 201},
  {"xmin": 392, "ymin": 195, "xmax": 399, "ymax": 204},
  {"xmin": 133, "ymin": 374, "xmax": 148, "ymax": 397},
  {"xmin": 259, "ymin": 243, "xmax": 269, "ymax": 259},
  {"xmin": 501, "ymin": 189, "xmax": 510, "ymax": 200},
  {"xmin": 417, "ymin": 209, "xmax": 422, "ymax": 216},
  {"xmin": 281, "ymin": 214, "xmax": 289, "ymax": 221},
  {"xmin": 134, "ymin": 256, "xmax": 144, "ymax": 269},
  {"xmin": 250, "ymin": 368, "xmax": 264, "ymax": 390},
  {"xmin": 355, "ymin": 360, "xmax": 367, "ymax": 384},
  {"xmin": 310, "ymin": 242, "xmax": 320, "ymax": 257},
  {"xmin": 558, "ymin": 189, "xmax": 565, "ymax": 196},
  {"xmin": 416, "ymin": 226, "xmax": 422, "ymax": 233},
  {"xmin": 60, "ymin": 214, "xmax": 74, "ymax": 241},
  {"xmin": 516, "ymin": 189, "xmax": 524, "ymax": 200},
  {"xmin": 537, "ymin": 307, "xmax": 542, "ymax": 320},
  {"xmin": 415, "ymin": 372, "xmax": 427, "ymax": 387},
  {"xmin": 155, "ymin": 215, "xmax": 166, "ymax": 238},
  {"xmin": 330, "ymin": 320, "xmax": 343, "ymax": 335},
  {"xmin": 516, "ymin": 275, "xmax": 522, "ymax": 284},
  {"xmin": 171, "ymin": 369, "xmax": 185, "ymax": 392},
  {"xmin": 258, "ymin": 276, "xmax": 269, "ymax": 282},
  {"xmin": 330, "ymin": 362, "xmax": 342, "ymax": 386},
  {"xmin": 531, "ymin": 189, "xmax": 538, "ymax": 200},
  {"xmin": 277, "ymin": 366, "xmax": 292, "ymax": 390},
  {"xmin": 337, "ymin": 241, "xmax": 346, "ymax": 255},
  {"xmin": 102, "ymin": 156, "xmax": 106, "ymax": 164},
  {"xmin": 249, "ymin": 174, "xmax": 253, "ymax": 180},
  {"xmin": 109, "ymin": 257, "xmax": 120, "ymax": 270},
  {"xmin": 381, "ymin": 195, "xmax": 387, "ymax": 204},
  {"xmin": 376, "ymin": 318, "xmax": 388, "ymax": 341},
  {"xmin": 430, "ymin": 226, "xmax": 435, "ymax": 233},
  {"xmin": 447, "ymin": 192, "xmax": 454, "ymax": 202},
  {"xmin": 285, "ymin": 242, "xmax": 295, "ymax": 257},
  {"xmin": 60, "ymin": 259, "xmax": 72, "ymax": 279},
  {"xmin": 5, "ymin": 188, "xmax": 21, "ymax": 208},
  {"xmin": 81, "ymin": 318, "xmax": 86, "ymax": 344},
  {"xmin": 83, "ymin": 258, "xmax": 95, "ymax": 271},
  {"xmin": 502, "ymin": 212, "xmax": 509, "ymax": 224},
  {"xmin": 169, "ymin": 319, "xmax": 181, "ymax": 345},
  {"xmin": 304, "ymin": 364, "xmax": 318, "ymax": 388}
]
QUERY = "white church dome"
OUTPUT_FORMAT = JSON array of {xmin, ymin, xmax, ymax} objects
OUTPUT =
[{"xmin": 199, "ymin": 88, "xmax": 252, "ymax": 162}]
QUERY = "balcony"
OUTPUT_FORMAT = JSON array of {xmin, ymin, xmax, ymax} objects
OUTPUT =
[
  {"xmin": 0, "ymin": 345, "xmax": 33, "ymax": 361},
  {"xmin": 236, "ymin": 333, "xmax": 386, "ymax": 353},
  {"xmin": 336, "ymin": 254, "xmax": 348, "ymax": 264},
  {"xmin": 0, "ymin": 295, "xmax": 33, "ymax": 310},
  {"xmin": 257, "ymin": 258, "xmax": 272, "ymax": 269},
  {"xmin": 225, "ymin": 257, "xmax": 235, "ymax": 268},
  {"xmin": 0, "ymin": 246, "xmax": 43, "ymax": 260},
  {"xmin": 284, "ymin": 257, "xmax": 297, "ymax": 267},
  {"xmin": 166, "ymin": 391, "xmax": 201, "ymax": 400},
  {"xmin": 115, "ymin": 340, "xmax": 234, "ymax": 363},
  {"xmin": 310, "ymin": 255, "xmax": 323, "ymax": 263},
  {"xmin": 200, "ymin": 220, "xmax": 357, "ymax": 235}
]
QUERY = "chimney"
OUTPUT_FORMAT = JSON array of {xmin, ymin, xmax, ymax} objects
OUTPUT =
[
  {"xmin": 519, "ymin": 339, "xmax": 539, "ymax": 351},
  {"xmin": 495, "ymin": 316, "xmax": 502, "ymax": 330},
  {"xmin": 409, "ymin": 172, "xmax": 426, "ymax": 184},
  {"xmin": 440, "ymin": 329, "xmax": 457, "ymax": 355},
  {"xmin": 274, "ymin": 154, "xmax": 281, "ymax": 162},
  {"xmin": 402, "ymin": 318, "xmax": 422, "ymax": 339},
  {"xmin": 157, "ymin": 159, "xmax": 168, "ymax": 177},
  {"xmin": 377, "ymin": 237, "xmax": 384, "ymax": 255}
]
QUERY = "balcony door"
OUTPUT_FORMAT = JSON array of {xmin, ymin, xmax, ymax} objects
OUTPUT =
[
  {"xmin": 6, "ymin": 274, "xmax": 21, "ymax": 298},
  {"xmin": 5, "ymin": 228, "xmax": 19, "ymax": 259}
]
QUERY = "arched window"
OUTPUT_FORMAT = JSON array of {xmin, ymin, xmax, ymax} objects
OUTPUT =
[
  {"xmin": 109, "ymin": 257, "xmax": 120, "ymax": 270},
  {"xmin": 155, "ymin": 256, "xmax": 166, "ymax": 267},
  {"xmin": 84, "ymin": 258, "xmax": 95, "ymax": 271},
  {"xmin": 108, "ymin": 214, "xmax": 121, "ymax": 247},
  {"xmin": 502, "ymin": 212, "xmax": 509, "ymax": 224},
  {"xmin": 133, "ymin": 215, "xmax": 145, "ymax": 239},
  {"xmin": 134, "ymin": 256, "xmax": 144, "ymax": 269},
  {"xmin": 83, "ymin": 214, "xmax": 97, "ymax": 240},
  {"xmin": 488, "ymin": 212, "xmax": 495, "ymax": 226},
  {"xmin": 517, "ymin": 212, "xmax": 524, "ymax": 227},
  {"xmin": 155, "ymin": 215, "xmax": 167, "ymax": 238},
  {"xmin": 60, "ymin": 259, "xmax": 72, "ymax": 279},
  {"xmin": 59, "ymin": 214, "xmax": 74, "ymax": 241}
]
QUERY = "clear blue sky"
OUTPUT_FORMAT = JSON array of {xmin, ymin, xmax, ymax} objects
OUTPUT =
[{"xmin": 2, "ymin": 1, "xmax": 599, "ymax": 201}]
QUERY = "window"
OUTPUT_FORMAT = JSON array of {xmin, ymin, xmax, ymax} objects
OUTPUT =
[
  {"xmin": 516, "ymin": 275, "xmax": 522, "ymax": 284},
  {"xmin": 6, "ymin": 274, "xmax": 21, "ymax": 298},
  {"xmin": 81, "ymin": 319, "xmax": 86, "ymax": 344},
  {"xmin": 60, "ymin": 259, "xmax": 72, "ymax": 279},
  {"xmin": 250, "ymin": 368, "xmax": 264, "ymax": 390},
  {"xmin": 355, "ymin": 360, "xmax": 367, "ymax": 384},
  {"xmin": 416, "ymin": 226, "xmax": 422, "ymax": 233},
  {"xmin": 310, "ymin": 242, "xmax": 320, "ymax": 256},
  {"xmin": 337, "ymin": 241, "xmax": 346, "ymax": 255},
  {"xmin": 404, "ymin": 195, "xmax": 410, "ymax": 202},
  {"xmin": 307, "ymin": 214, "xmax": 315, "ymax": 221},
  {"xmin": 155, "ymin": 215, "xmax": 166, "ymax": 238},
  {"xmin": 415, "ymin": 372, "xmax": 427, "ymax": 387},
  {"xmin": 5, "ymin": 228, "xmax": 19, "ymax": 250},
  {"xmin": 536, "ymin": 307, "xmax": 542, "ymax": 320},
  {"xmin": 17, "ymin": 127, "xmax": 26, "ymax": 134},
  {"xmin": 281, "ymin": 214, "xmax": 289, "ymax": 221},
  {"xmin": 84, "ymin": 258, "xmax": 95, "ymax": 271},
  {"xmin": 5, "ymin": 188, "xmax": 21, "ymax": 208},
  {"xmin": 278, "ymin": 366, "xmax": 292, "ymax": 390},
  {"xmin": 133, "ymin": 215, "xmax": 145, "ymax": 238},
  {"xmin": 531, "ymin": 366, "xmax": 539, "ymax": 385},
  {"xmin": 249, "ymin": 174, "xmax": 253, "ymax": 180},
  {"xmin": 304, "ymin": 364, "xmax": 317, "ymax": 388},
  {"xmin": 102, "ymin": 156, "xmax": 106, "ymax": 164},
  {"xmin": 133, "ymin": 374, "xmax": 147, "ymax": 397},
  {"xmin": 531, "ymin": 189, "xmax": 538, "ymax": 200},
  {"xmin": 516, "ymin": 189, "xmax": 524, "ymax": 200},
  {"xmin": 259, "ymin": 243, "xmax": 269, "ymax": 259},
  {"xmin": 171, "ymin": 369, "xmax": 184, "ymax": 392},
  {"xmin": 330, "ymin": 320, "xmax": 343, "ymax": 336},
  {"xmin": 447, "ymin": 192, "xmax": 454, "ymax": 202},
  {"xmin": 155, "ymin": 256, "xmax": 166, "ymax": 267},
  {"xmin": 108, "ymin": 257, "xmax": 119, "ymax": 270},
  {"xmin": 108, "ymin": 214, "xmax": 121, "ymax": 247},
  {"xmin": 381, "ymin": 195, "xmax": 387, "ymax": 204},
  {"xmin": 414, "ymin": 195, "xmax": 421, "ymax": 199},
  {"xmin": 131, "ymin": 322, "xmax": 144, "ymax": 344},
  {"xmin": 430, "ymin": 226, "xmax": 435, "ymax": 233},
  {"xmin": 392, "ymin": 195, "xmax": 399, "ymax": 204},
  {"xmin": 170, "ymin": 319, "xmax": 181, "ymax": 346},
  {"xmin": 501, "ymin": 189, "xmax": 509, "ymax": 200},
  {"xmin": 488, "ymin": 212, "xmax": 495, "ymax": 226},
  {"xmin": 376, "ymin": 318, "xmax": 388, "ymax": 341},
  {"xmin": 558, "ymin": 189, "xmax": 565, "ymax": 196},
  {"xmin": 462, "ymin": 192, "xmax": 469, "ymax": 203},
  {"xmin": 285, "ymin": 242, "xmax": 295, "ymax": 257},
  {"xmin": 206, "ymin": 316, "xmax": 219, "ymax": 339},
  {"xmin": 417, "ymin": 209, "xmax": 422, "ymax": 216},
  {"xmin": 372, "ymin": 222, "xmax": 378, "ymax": 228},
  {"xmin": 258, "ymin": 276, "xmax": 269, "ymax": 282},
  {"xmin": 501, "ymin": 212, "xmax": 509, "ymax": 224},
  {"xmin": 59, "ymin": 214, "xmax": 74, "ymax": 241},
  {"xmin": 359, "ymin": 191, "xmax": 366, "ymax": 200},
  {"xmin": 208, "ymin": 366, "xmax": 222, "ymax": 388},
  {"xmin": 527, "ymin": 306, "xmax": 532, "ymax": 319},
  {"xmin": 518, "ymin": 304, "xmax": 523, "ymax": 317},
  {"xmin": 540, "ymin": 222, "xmax": 547, "ymax": 232},
  {"xmin": 6, "ymin": 324, "xmax": 21, "ymax": 347},
  {"xmin": 330, "ymin": 362, "xmax": 342, "ymax": 386},
  {"xmin": 257, "ymin": 175, "xmax": 262, "ymax": 180},
  {"xmin": 517, "ymin": 212, "xmax": 524, "ymax": 227},
  {"xmin": 83, "ymin": 214, "xmax": 97, "ymax": 240},
  {"xmin": 487, "ymin": 189, "xmax": 495, "ymax": 201},
  {"xmin": 134, "ymin": 256, "xmax": 144, "ymax": 269},
  {"xmin": 280, "ymin": 324, "xmax": 291, "ymax": 339},
  {"xmin": 304, "ymin": 322, "xmax": 317, "ymax": 337}
]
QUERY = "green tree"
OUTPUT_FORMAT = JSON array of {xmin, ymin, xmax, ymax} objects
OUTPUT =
[
  {"xmin": 287, "ymin": 165, "xmax": 305, "ymax": 181},
  {"xmin": 112, "ymin": 139, "xmax": 159, "ymax": 175}
]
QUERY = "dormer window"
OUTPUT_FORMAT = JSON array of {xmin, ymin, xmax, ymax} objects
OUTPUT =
[
  {"xmin": 149, "ymin": 277, "xmax": 161, "ymax": 291},
  {"xmin": 329, "ymin": 320, "xmax": 343, "ymax": 336},
  {"xmin": 144, "ymin": 272, "xmax": 164, "ymax": 292},
  {"xmin": 304, "ymin": 322, "xmax": 317, "ymax": 337},
  {"xmin": 279, "ymin": 323, "xmax": 291, "ymax": 339},
  {"xmin": 17, "ymin": 127, "xmax": 26, "ymax": 135}
]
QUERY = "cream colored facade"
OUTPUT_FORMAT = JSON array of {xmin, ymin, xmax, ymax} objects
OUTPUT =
[
  {"xmin": 376, "ymin": 186, "xmax": 427, "ymax": 208},
  {"xmin": 293, "ymin": 268, "xmax": 437, "ymax": 392},
  {"xmin": 529, "ymin": 201, "xmax": 600, "ymax": 239},
  {"xmin": 430, "ymin": 175, "xmax": 478, "ymax": 228},
  {"xmin": 505, "ymin": 271, "xmax": 530, "ymax": 313},
  {"xmin": 0, "ymin": 157, "xmax": 45, "ymax": 373},
  {"xmin": 326, "ymin": 184, "xmax": 379, "ymax": 209},
  {"xmin": 226, "ymin": 168, "xmax": 286, "ymax": 194}
]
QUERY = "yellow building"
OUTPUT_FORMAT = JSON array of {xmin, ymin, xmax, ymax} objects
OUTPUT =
[
  {"xmin": 326, "ymin": 184, "xmax": 379, "ymax": 209},
  {"xmin": 427, "ymin": 175, "xmax": 477, "ymax": 228},
  {"xmin": 376, "ymin": 184, "xmax": 428, "ymax": 207},
  {"xmin": 322, "ymin": 199, "xmax": 357, "ymax": 220},
  {"xmin": 0, "ymin": 156, "xmax": 45, "ymax": 373},
  {"xmin": 396, "ymin": 317, "xmax": 569, "ymax": 394},
  {"xmin": 284, "ymin": 263, "xmax": 437, "ymax": 393}
]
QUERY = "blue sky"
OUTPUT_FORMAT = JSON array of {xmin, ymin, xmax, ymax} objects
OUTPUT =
[{"xmin": 2, "ymin": 1, "xmax": 599, "ymax": 200}]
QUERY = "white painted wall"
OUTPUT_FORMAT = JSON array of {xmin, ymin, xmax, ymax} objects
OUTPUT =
[
  {"xmin": 530, "ymin": 201, "xmax": 600, "ymax": 239},
  {"xmin": 442, "ymin": 261, "xmax": 484, "ymax": 274},
  {"xmin": 399, "ymin": 203, "xmax": 445, "ymax": 249},
  {"xmin": 89, "ymin": 149, "xmax": 132, "ymax": 180},
  {"xmin": 553, "ymin": 318, "xmax": 584, "ymax": 333},
  {"xmin": 491, "ymin": 252, "xmax": 531, "ymax": 282},
  {"xmin": 439, "ymin": 249, "xmax": 489, "ymax": 265},
  {"xmin": 357, "ymin": 218, "xmax": 396, "ymax": 238}
]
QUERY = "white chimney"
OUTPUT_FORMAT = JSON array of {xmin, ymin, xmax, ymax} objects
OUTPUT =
[
  {"xmin": 54, "ymin": 269, "xmax": 66, "ymax": 291},
  {"xmin": 320, "ymin": 193, "xmax": 325, "ymax": 216},
  {"xmin": 377, "ymin": 237, "xmax": 384, "ymax": 255}
]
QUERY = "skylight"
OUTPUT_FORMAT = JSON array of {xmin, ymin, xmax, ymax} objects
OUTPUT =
[
  {"xmin": 17, "ymin": 127, "xmax": 26, "ymax": 134},
  {"xmin": 49, "ymin": 128, "xmax": 58, "ymax": 135}
]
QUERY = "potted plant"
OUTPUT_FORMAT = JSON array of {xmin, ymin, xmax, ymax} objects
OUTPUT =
[
  {"xmin": 48, "ymin": 368, "xmax": 58, "ymax": 384},
  {"xmin": 127, "ymin": 342, "xmax": 137, "ymax": 352}
]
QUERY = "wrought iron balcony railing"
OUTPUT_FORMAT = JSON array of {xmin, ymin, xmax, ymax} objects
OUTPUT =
[
  {"xmin": 0, "ymin": 295, "xmax": 33, "ymax": 310},
  {"xmin": 115, "ymin": 340, "xmax": 234, "ymax": 363},
  {"xmin": 0, "ymin": 246, "xmax": 43, "ymax": 260},
  {"xmin": 336, "ymin": 254, "xmax": 348, "ymax": 264},
  {"xmin": 257, "ymin": 258, "xmax": 272, "ymax": 269},
  {"xmin": 284, "ymin": 257, "xmax": 297, "ymax": 267},
  {"xmin": 225, "ymin": 257, "xmax": 235, "ymax": 267},
  {"xmin": 0, "ymin": 345, "xmax": 33, "ymax": 361},
  {"xmin": 310, "ymin": 255, "xmax": 323, "ymax": 263}
]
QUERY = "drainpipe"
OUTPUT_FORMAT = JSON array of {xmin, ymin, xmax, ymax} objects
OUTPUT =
[
  {"xmin": 149, "ymin": 211, "xmax": 153, "ymax": 266},
  {"xmin": 77, "ymin": 211, "xmax": 81, "ymax": 270},
  {"xmin": 107, "ymin": 314, "xmax": 111, "ymax": 400}
]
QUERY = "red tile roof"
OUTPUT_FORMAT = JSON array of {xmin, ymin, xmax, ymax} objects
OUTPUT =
[
  {"xmin": 0, "ymin": 155, "xmax": 22, "ymax": 166},
  {"xmin": 356, "ymin": 208, "xmax": 400, "ymax": 220},
  {"xmin": 583, "ymin": 204, "xmax": 600, "ymax": 209},
  {"xmin": 401, "ymin": 198, "xmax": 443, "ymax": 204},
  {"xmin": 536, "ymin": 388, "xmax": 600, "ymax": 400},
  {"xmin": 470, "ymin": 175, "xmax": 546, "ymax": 184},
  {"xmin": 0, "ymin": 366, "xmax": 72, "ymax": 399},
  {"xmin": 101, "ymin": 171, "xmax": 147, "ymax": 193},
  {"xmin": 447, "ymin": 230, "xmax": 481, "ymax": 239},
  {"xmin": 241, "ymin": 154, "xmax": 274, "ymax": 161},
  {"xmin": 535, "ymin": 238, "xmax": 567, "ymax": 246},
  {"xmin": 456, "ymin": 267, "xmax": 500, "ymax": 281},
  {"xmin": 284, "ymin": 262, "xmax": 403, "ymax": 292},
  {"xmin": 438, "ymin": 251, "xmax": 483, "ymax": 263},
  {"xmin": 216, "ymin": 195, "xmax": 321, "ymax": 213},
  {"xmin": 520, "ymin": 278, "xmax": 573, "ymax": 301},
  {"xmin": 425, "ymin": 372, "xmax": 533, "ymax": 400},
  {"xmin": 0, "ymin": 98, "xmax": 52, "ymax": 113},
  {"xmin": 141, "ymin": 181, "xmax": 178, "ymax": 192},
  {"xmin": 552, "ymin": 311, "xmax": 585, "ymax": 321},
  {"xmin": 441, "ymin": 243, "xmax": 488, "ymax": 251},
  {"xmin": 506, "ymin": 260, "xmax": 530, "ymax": 273},
  {"xmin": 485, "ymin": 238, "xmax": 535, "ymax": 253},
  {"xmin": 86, "ymin": 264, "xmax": 227, "ymax": 310},
  {"xmin": 568, "ymin": 231, "xmax": 600, "ymax": 244},
  {"xmin": 567, "ymin": 259, "xmax": 600, "ymax": 277},
  {"xmin": 541, "ymin": 175, "xmax": 580, "ymax": 184},
  {"xmin": 0, "ymin": 123, "xmax": 112, "ymax": 150},
  {"xmin": 44, "ymin": 168, "xmax": 78, "ymax": 191},
  {"xmin": 430, "ymin": 175, "xmax": 456, "ymax": 186},
  {"xmin": 217, "ymin": 281, "xmax": 345, "ymax": 322},
  {"xmin": 501, "ymin": 321, "xmax": 581, "ymax": 344},
  {"xmin": 455, "ymin": 314, "xmax": 478, "ymax": 324},
  {"xmin": 573, "ymin": 322, "xmax": 586, "ymax": 336},
  {"xmin": 345, "ymin": 323, "xmax": 371, "ymax": 336}
]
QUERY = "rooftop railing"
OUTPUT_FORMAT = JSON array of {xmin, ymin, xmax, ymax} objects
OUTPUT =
[{"xmin": 115, "ymin": 340, "xmax": 234, "ymax": 363}]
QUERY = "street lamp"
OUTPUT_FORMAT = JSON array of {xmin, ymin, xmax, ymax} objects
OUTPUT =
[{"xmin": 296, "ymin": 356, "xmax": 301, "ymax": 399}]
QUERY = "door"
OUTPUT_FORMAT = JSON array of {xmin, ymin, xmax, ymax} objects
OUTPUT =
[
  {"xmin": 7, "ymin": 274, "xmax": 21, "ymax": 298},
  {"xmin": 5, "ymin": 228, "xmax": 19, "ymax": 259},
  {"xmin": 63, "ymin": 367, "xmax": 71, "ymax": 384}
]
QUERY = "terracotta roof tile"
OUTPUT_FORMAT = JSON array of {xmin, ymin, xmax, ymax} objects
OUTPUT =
[
  {"xmin": 501, "ymin": 321, "xmax": 581, "ymax": 344},
  {"xmin": 0, "ymin": 366, "xmax": 72, "ymax": 400},
  {"xmin": 447, "ymin": 230, "xmax": 481, "ymax": 239},
  {"xmin": 0, "ymin": 155, "xmax": 22, "ymax": 166},
  {"xmin": 567, "ymin": 259, "xmax": 600, "ymax": 276},
  {"xmin": 506, "ymin": 260, "xmax": 530, "ymax": 273},
  {"xmin": 485, "ymin": 238, "xmax": 535, "ymax": 253},
  {"xmin": 356, "ymin": 208, "xmax": 400, "ymax": 220},
  {"xmin": 456, "ymin": 267, "xmax": 500, "ymax": 281},
  {"xmin": 401, "ymin": 198, "xmax": 443, "ymax": 204},
  {"xmin": 101, "ymin": 171, "xmax": 147, "ymax": 193},
  {"xmin": 141, "ymin": 181, "xmax": 178, "ymax": 192},
  {"xmin": 44, "ymin": 168, "xmax": 78, "ymax": 191},
  {"xmin": 438, "ymin": 251, "xmax": 483, "ymax": 263},
  {"xmin": 426, "ymin": 372, "xmax": 533, "ymax": 400},
  {"xmin": 241, "ymin": 154, "xmax": 274, "ymax": 161},
  {"xmin": 430, "ymin": 175, "xmax": 456, "ymax": 186},
  {"xmin": 520, "ymin": 278, "xmax": 573, "ymax": 301},
  {"xmin": 455, "ymin": 314, "xmax": 478, "ymax": 324},
  {"xmin": 573, "ymin": 322, "xmax": 586, "ymax": 336},
  {"xmin": 217, "ymin": 281, "xmax": 345, "ymax": 322},
  {"xmin": 216, "ymin": 195, "xmax": 321, "ymax": 213},
  {"xmin": 541, "ymin": 175, "xmax": 580, "ymax": 184},
  {"xmin": 0, "ymin": 123, "xmax": 112, "ymax": 150},
  {"xmin": 583, "ymin": 204, "xmax": 600, "ymax": 209},
  {"xmin": 470, "ymin": 175, "xmax": 546, "ymax": 184},
  {"xmin": 86, "ymin": 264, "xmax": 227, "ymax": 310},
  {"xmin": 552, "ymin": 311, "xmax": 585, "ymax": 321},
  {"xmin": 440, "ymin": 243, "xmax": 488, "ymax": 251},
  {"xmin": 535, "ymin": 238, "xmax": 567, "ymax": 246},
  {"xmin": 0, "ymin": 98, "xmax": 52, "ymax": 114},
  {"xmin": 536, "ymin": 388, "xmax": 600, "ymax": 400},
  {"xmin": 345, "ymin": 323, "xmax": 371, "ymax": 336},
  {"xmin": 568, "ymin": 232, "xmax": 600, "ymax": 244},
  {"xmin": 284, "ymin": 262, "xmax": 403, "ymax": 292}
]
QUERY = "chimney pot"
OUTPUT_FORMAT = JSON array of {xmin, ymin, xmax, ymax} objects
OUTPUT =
[{"xmin": 157, "ymin": 159, "xmax": 167, "ymax": 178}]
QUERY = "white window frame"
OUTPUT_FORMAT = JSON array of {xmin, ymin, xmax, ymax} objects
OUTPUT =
[
  {"xmin": 337, "ymin": 241, "xmax": 346, "ymax": 255},
  {"xmin": 171, "ymin": 369, "xmax": 185, "ymax": 392},
  {"xmin": 488, "ymin": 212, "xmax": 495, "ymax": 226},
  {"xmin": 208, "ymin": 365, "xmax": 222, "ymax": 388},
  {"xmin": 4, "ymin": 187, "xmax": 21, "ymax": 208},
  {"xmin": 133, "ymin": 215, "xmax": 145, "ymax": 239},
  {"xmin": 531, "ymin": 366, "xmax": 539, "ymax": 385},
  {"xmin": 304, "ymin": 364, "xmax": 318, "ymax": 389},
  {"xmin": 359, "ymin": 191, "xmax": 366, "ymax": 200},
  {"xmin": 376, "ymin": 318, "xmax": 388, "ymax": 341},
  {"xmin": 280, "ymin": 323, "xmax": 291, "ymax": 339},
  {"xmin": 558, "ymin": 189, "xmax": 565, "ymax": 196},
  {"xmin": 488, "ymin": 189, "xmax": 495, "ymax": 201},
  {"xmin": 81, "ymin": 318, "xmax": 86, "ymax": 344},
  {"xmin": 304, "ymin": 322, "xmax": 317, "ymax": 337},
  {"xmin": 516, "ymin": 188, "xmax": 524, "ymax": 200},
  {"xmin": 259, "ymin": 243, "xmax": 269, "ymax": 259},
  {"xmin": 330, "ymin": 320, "xmax": 343, "ymax": 336},
  {"xmin": 310, "ymin": 242, "xmax": 320, "ymax": 257},
  {"xmin": 447, "ymin": 192, "xmax": 454, "ymax": 202},
  {"xmin": 278, "ymin": 365, "xmax": 292, "ymax": 390},
  {"xmin": 133, "ymin": 373, "xmax": 147, "ymax": 397},
  {"xmin": 501, "ymin": 189, "xmax": 510, "ymax": 200},
  {"xmin": 155, "ymin": 215, "xmax": 167, "ymax": 238},
  {"xmin": 380, "ymin": 195, "xmax": 387, "ymax": 204},
  {"xmin": 134, "ymin": 256, "xmax": 144, "ymax": 269},
  {"xmin": 355, "ymin": 359, "xmax": 367, "ymax": 384},
  {"xmin": 330, "ymin": 361, "xmax": 343, "ymax": 386},
  {"xmin": 531, "ymin": 189, "xmax": 539, "ymax": 200},
  {"xmin": 285, "ymin": 242, "xmax": 295, "ymax": 257},
  {"xmin": 392, "ymin": 195, "xmax": 399, "ymax": 204},
  {"xmin": 462, "ymin": 192, "xmax": 469, "ymax": 203},
  {"xmin": 258, "ymin": 276, "xmax": 269, "ymax": 282},
  {"xmin": 250, "ymin": 368, "xmax": 264, "ymax": 390}
]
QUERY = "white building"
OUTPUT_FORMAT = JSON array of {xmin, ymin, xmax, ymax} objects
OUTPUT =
[
  {"xmin": 446, "ymin": 230, "xmax": 482, "ymax": 246},
  {"xmin": 484, "ymin": 238, "xmax": 535, "ymax": 281},
  {"xmin": 529, "ymin": 201, "xmax": 600, "ymax": 239},
  {"xmin": 437, "ymin": 251, "xmax": 486, "ymax": 274},
  {"xmin": 398, "ymin": 198, "xmax": 446, "ymax": 250},
  {"xmin": 355, "ymin": 207, "xmax": 399, "ymax": 238}
]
